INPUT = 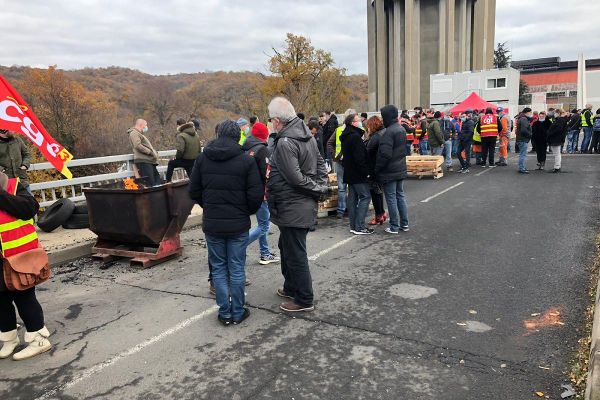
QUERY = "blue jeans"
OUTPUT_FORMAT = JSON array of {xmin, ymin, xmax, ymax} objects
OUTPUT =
[
  {"xmin": 452, "ymin": 138, "xmax": 459, "ymax": 157},
  {"xmin": 336, "ymin": 162, "xmax": 347, "ymax": 215},
  {"xmin": 566, "ymin": 130, "xmax": 578, "ymax": 153},
  {"xmin": 205, "ymin": 233, "xmax": 248, "ymax": 320},
  {"xmin": 444, "ymin": 140, "xmax": 453, "ymax": 167},
  {"xmin": 517, "ymin": 140, "xmax": 529, "ymax": 171},
  {"xmin": 347, "ymin": 183, "xmax": 371, "ymax": 231},
  {"xmin": 383, "ymin": 180, "xmax": 409, "ymax": 232},
  {"xmin": 248, "ymin": 201, "xmax": 271, "ymax": 257},
  {"xmin": 420, "ymin": 140, "xmax": 430, "ymax": 155},
  {"xmin": 582, "ymin": 127, "xmax": 593, "ymax": 152},
  {"xmin": 431, "ymin": 146, "xmax": 443, "ymax": 156}
]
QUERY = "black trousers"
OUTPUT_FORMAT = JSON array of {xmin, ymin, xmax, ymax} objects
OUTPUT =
[
  {"xmin": 533, "ymin": 138, "xmax": 547, "ymax": 163},
  {"xmin": 0, "ymin": 287, "xmax": 44, "ymax": 332},
  {"xmin": 135, "ymin": 163, "xmax": 162, "ymax": 186},
  {"xmin": 166, "ymin": 159, "xmax": 195, "ymax": 182},
  {"xmin": 278, "ymin": 226, "xmax": 313, "ymax": 307},
  {"xmin": 591, "ymin": 130, "xmax": 600, "ymax": 153},
  {"xmin": 481, "ymin": 137, "xmax": 497, "ymax": 165},
  {"xmin": 370, "ymin": 189, "xmax": 385, "ymax": 217},
  {"xmin": 456, "ymin": 141, "xmax": 472, "ymax": 169}
]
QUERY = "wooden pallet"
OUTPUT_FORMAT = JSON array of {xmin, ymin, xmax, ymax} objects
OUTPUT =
[
  {"xmin": 407, "ymin": 166, "xmax": 444, "ymax": 180},
  {"xmin": 406, "ymin": 155, "xmax": 444, "ymax": 179}
]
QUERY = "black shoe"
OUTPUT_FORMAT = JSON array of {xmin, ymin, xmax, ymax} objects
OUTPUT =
[
  {"xmin": 553, "ymin": 168, "xmax": 561, "ymax": 173},
  {"xmin": 218, "ymin": 315, "xmax": 232, "ymax": 326},
  {"xmin": 353, "ymin": 228, "xmax": 375, "ymax": 235},
  {"xmin": 233, "ymin": 308, "xmax": 250, "ymax": 325}
]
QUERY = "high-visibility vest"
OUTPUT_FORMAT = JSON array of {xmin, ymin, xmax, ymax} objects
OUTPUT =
[
  {"xmin": 0, "ymin": 178, "xmax": 39, "ymax": 257},
  {"xmin": 582, "ymin": 110, "xmax": 592, "ymax": 127},
  {"xmin": 479, "ymin": 114, "xmax": 498, "ymax": 138},
  {"xmin": 400, "ymin": 118, "xmax": 414, "ymax": 141},
  {"xmin": 239, "ymin": 129, "xmax": 247, "ymax": 145},
  {"xmin": 335, "ymin": 125, "xmax": 344, "ymax": 157}
]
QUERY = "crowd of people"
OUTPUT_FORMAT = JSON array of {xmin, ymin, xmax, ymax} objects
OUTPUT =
[{"xmin": 1, "ymin": 94, "xmax": 599, "ymax": 361}]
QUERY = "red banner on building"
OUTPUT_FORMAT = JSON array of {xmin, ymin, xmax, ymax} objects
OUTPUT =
[{"xmin": 0, "ymin": 76, "xmax": 73, "ymax": 179}]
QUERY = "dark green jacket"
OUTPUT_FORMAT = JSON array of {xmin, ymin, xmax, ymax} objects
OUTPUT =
[
  {"xmin": 176, "ymin": 122, "xmax": 202, "ymax": 160},
  {"xmin": 0, "ymin": 136, "xmax": 31, "ymax": 184},
  {"xmin": 427, "ymin": 119, "xmax": 444, "ymax": 148}
]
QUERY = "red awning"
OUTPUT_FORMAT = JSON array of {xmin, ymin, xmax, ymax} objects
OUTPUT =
[{"xmin": 449, "ymin": 92, "xmax": 502, "ymax": 115}]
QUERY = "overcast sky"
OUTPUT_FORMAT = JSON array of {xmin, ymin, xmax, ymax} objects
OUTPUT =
[{"xmin": 0, "ymin": 0, "xmax": 598, "ymax": 75}]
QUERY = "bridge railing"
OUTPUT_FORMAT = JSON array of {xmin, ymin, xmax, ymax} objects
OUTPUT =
[{"xmin": 29, "ymin": 150, "xmax": 187, "ymax": 208}]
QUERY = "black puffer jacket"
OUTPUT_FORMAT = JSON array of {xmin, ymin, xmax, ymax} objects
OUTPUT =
[
  {"xmin": 341, "ymin": 124, "xmax": 369, "ymax": 184},
  {"xmin": 547, "ymin": 116, "xmax": 568, "ymax": 146},
  {"xmin": 267, "ymin": 117, "xmax": 328, "ymax": 229},
  {"xmin": 322, "ymin": 114, "xmax": 338, "ymax": 147},
  {"xmin": 375, "ymin": 105, "xmax": 407, "ymax": 183},
  {"xmin": 241, "ymin": 135, "xmax": 268, "ymax": 185},
  {"xmin": 189, "ymin": 137, "xmax": 263, "ymax": 237},
  {"xmin": 366, "ymin": 128, "xmax": 385, "ymax": 177}
]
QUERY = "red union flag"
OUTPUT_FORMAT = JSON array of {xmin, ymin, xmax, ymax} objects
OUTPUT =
[{"xmin": 0, "ymin": 76, "xmax": 73, "ymax": 179}]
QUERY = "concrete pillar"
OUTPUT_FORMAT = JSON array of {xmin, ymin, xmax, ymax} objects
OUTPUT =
[
  {"xmin": 367, "ymin": 0, "xmax": 378, "ymax": 111},
  {"xmin": 387, "ymin": 1, "xmax": 395, "ymax": 105},
  {"xmin": 456, "ymin": 0, "xmax": 467, "ymax": 71},
  {"xmin": 472, "ymin": 0, "xmax": 495, "ymax": 70},
  {"xmin": 393, "ymin": 0, "xmax": 404, "ymax": 107},
  {"xmin": 438, "ymin": 0, "xmax": 447, "ymax": 73},
  {"xmin": 446, "ymin": 0, "xmax": 455, "ymax": 73},
  {"xmin": 419, "ymin": 0, "xmax": 439, "ymax": 106},
  {"xmin": 375, "ymin": 0, "xmax": 388, "ymax": 108}
]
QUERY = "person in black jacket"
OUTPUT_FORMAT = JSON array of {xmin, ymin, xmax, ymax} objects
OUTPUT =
[
  {"xmin": 0, "ymin": 173, "xmax": 50, "ymax": 360},
  {"xmin": 308, "ymin": 120, "xmax": 326, "ymax": 160},
  {"xmin": 242, "ymin": 122, "xmax": 279, "ymax": 265},
  {"xmin": 566, "ymin": 109, "xmax": 581, "ymax": 153},
  {"xmin": 268, "ymin": 97, "xmax": 328, "ymax": 313},
  {"xmin": 531, "ymin": 111, "xmax": 552, "ymax": 169},
  {"xmin": 189, "ymin": 120, "xmax": 263, "ymax": 326},
  {"xmin": 341, "ymin": 113, "xmax": 372, "ymax": 235},
  {"xmin": 546, "ymin": 109, "xmax": 568, "ymax": 172},
  {"xmin": 321, "ymin": 112, "xmax": 338, "ymax": 160},
  {"xmin": 365, "ymin": 116, "xmax": 387, "ymax": 226},
  {"xmin": 457, "ymin": 111, "xmax": 475, "ymax": 173},
  {"xmin": 375, "ymin": 105, "xmax": 409, "ymax": 234}
]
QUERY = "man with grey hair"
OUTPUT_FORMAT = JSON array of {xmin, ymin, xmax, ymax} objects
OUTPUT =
[
  {"xmin": 128, "ymin": 118, "xmax": 160, "ymax": 186},
  {"xmin": 327, "ymin": 108, "xmax": 356, "ymax": 218},
  {"xmin": 267, "ymin": 97, "xmax": 328, "ymax": 312}
]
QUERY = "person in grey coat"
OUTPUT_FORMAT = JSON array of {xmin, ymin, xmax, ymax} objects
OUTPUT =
[{"xmin": 267, "ymin": 97, "xmax": 328, "ymax": 313}]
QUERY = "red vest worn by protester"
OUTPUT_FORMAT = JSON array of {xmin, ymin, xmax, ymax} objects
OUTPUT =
[
  {"xmin": 479, "ymin": 114, "xmax": 499, "ymax": 138},
  {"xmin": 400, "ymin": 118, "xmax": 414, "ymax": 141},
  {"xmin": 0, "ymin": 179, "xmax": 39, "ymax": 257}
]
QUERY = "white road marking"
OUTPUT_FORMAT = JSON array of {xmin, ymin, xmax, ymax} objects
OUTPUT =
[
  {"xmin": 308, "ymin": 236, "xmax": 357, "ymax": 261},
  {"xmin": 475, "ymin": 166, "xmax": 495, "ymax": 176},
  {"xmin": 420, "ymin": 182, "xmax": 464, "ymax": 203},
  {"xmin": 36, "ymin": 306, "xmax": 218, "ymax": 400}
]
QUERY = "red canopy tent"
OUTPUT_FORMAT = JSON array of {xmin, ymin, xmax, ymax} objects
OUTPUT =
[{"xmin": 449, "ymin": 92, "xmax": 503, "ymax": 115}]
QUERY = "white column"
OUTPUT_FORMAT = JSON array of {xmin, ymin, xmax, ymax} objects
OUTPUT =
[{"xmin": 367, "ymin": 0, "xmax": 378, "ymax": 111}]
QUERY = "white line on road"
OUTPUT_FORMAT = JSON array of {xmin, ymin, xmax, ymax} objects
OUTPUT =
[
  {"xmin": 420, "ymin": 182, "xmax": 464, "ymax": 203},
  {"xmin": 36, "ymin": 306, "xmax": 218, "ymax": 400},
  {"xmin": 475, "ymin": 166, "xmax": 496, "ymax": 176},
  {"xmin": 308, "ymin": 236, "xmax": 356, "ymax": 261}
]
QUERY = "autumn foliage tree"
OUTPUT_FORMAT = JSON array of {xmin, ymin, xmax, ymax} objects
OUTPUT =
[{"xmin": 264, "ymin": 33, "xmax": 350, "ymax": 115}]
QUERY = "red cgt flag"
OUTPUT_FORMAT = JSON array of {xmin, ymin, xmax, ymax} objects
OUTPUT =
[{"xmin": 0, "ymin": 76, "xmax": 73, "ymax": 179}]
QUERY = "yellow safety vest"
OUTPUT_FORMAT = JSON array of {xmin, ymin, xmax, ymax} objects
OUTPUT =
[
  {"xmin": 239, "ymin": 129, "xmax": 247, "ymax": 145},
  {"xmin": 335, "ymin": 125, "xmax": 344, "ymax": 157},
  {"xmin": 582, "ymin": 110, "xmax": 592, "ymax": 127}
]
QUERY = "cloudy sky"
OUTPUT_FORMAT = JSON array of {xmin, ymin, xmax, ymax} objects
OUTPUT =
[{"xmin": 0, "ymin": 0, "xmax": 598, "ymax": 75}]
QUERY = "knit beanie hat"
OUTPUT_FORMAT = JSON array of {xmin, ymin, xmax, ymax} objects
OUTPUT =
[
  {"xmin": 236, "ymin": 118, "xmax": 249, "ymax": 127},
  {"xmin": 251, "ymin": 122, "xmax": 269, "ymax": 143},
  {"xmin": 217, "ymin": 120, "xmax": 241, "ymax": 142}
]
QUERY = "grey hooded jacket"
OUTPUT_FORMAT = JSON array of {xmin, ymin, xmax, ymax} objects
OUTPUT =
[{"xmin": 267, "ymin": 117, "xmax": 328, "ymax": 228}]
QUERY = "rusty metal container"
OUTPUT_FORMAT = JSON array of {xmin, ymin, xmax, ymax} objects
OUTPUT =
[{"xmin": 83, "ymin": 180, "xmax": 195, "ymax": 267}]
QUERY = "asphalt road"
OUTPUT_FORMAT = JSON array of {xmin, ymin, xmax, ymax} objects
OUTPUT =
[{"xmin": 2, "ymin": 153, "xmax": 600, "ymax": 400}]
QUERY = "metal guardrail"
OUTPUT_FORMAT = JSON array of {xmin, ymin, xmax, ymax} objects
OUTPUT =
[{"xmin": 29, "ymin": 150, "xmax": 185, "ymax": 208}]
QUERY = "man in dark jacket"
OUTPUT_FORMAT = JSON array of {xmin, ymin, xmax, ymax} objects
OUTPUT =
[
  {"xmin": 566, "ymin": 109, "xmax": 581, "ymax": 153},
  {"xmin": 427, "ymin": 112, "xmax": 444, "ymax": 155},
  {"xmin": 166, "ymin": 119, "xmax": 201, "ymax": 182},
  {"xmin": 375, "ymin": 105, "xmax": 409, "ymax": 234},
  {"xmin": 267, "ymin": 97, "xmax": 328, "ymax": 313},
  {"xmin": 581, "ymin": 104, "xmax": 594, "ymax": 153},
  {"xmin": 321, "ymin": 112, "xmax": 338, "ymax": 160},
  {"xmin": 456, "ymin": 111, "xmax": 475, "ymax": 173},
  {"xmin": 341, "ymin": 113, "xmax": 372, "ymax": 235},
  {"xmin": 308, "ymin": 120, "xmax": 326, "ymax": 159},
  {"xmin": 242, "ymin": 122, "xmax": 279, "ymax": 265},
  {"xmin": 516, "ymin": 108, "xmax": 533, "ymax": 174},
  {"xmin": 0, "ymin": 130, "xmax": 31, "ymax": 190},
  {"xmin": 189, "ymin": 120, "xmax": 263, "ymax": 326}
]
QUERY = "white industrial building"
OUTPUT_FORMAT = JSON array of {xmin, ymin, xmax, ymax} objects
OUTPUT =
[{"xmin": 430, "ymin": 67, "xmax": 520, "ymax": 112}]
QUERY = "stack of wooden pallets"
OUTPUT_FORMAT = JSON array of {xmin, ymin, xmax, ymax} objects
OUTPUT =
[
  {"xmin": 406, "ymin": 155, "xmax": 444, "ymax": 179},
  {"xmin": 317, "ymin": 173, "xmax": 339, "ymax": 217}
]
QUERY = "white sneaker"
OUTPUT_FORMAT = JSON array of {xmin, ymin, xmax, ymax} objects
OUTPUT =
[
  {"xmin": 12, "ymin": 327, "xmax": 51, "ymax": 361},
  {"xmin": 0, "ymin": 329, "xmax": 20, "ymax": 359},
  {"xmin": 259, "ymin": 253, "xmax": 280, "ymax": 265},
  {"xmin": 384, "ymin": 228, "xmax": 399, "ymax": 234}
]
